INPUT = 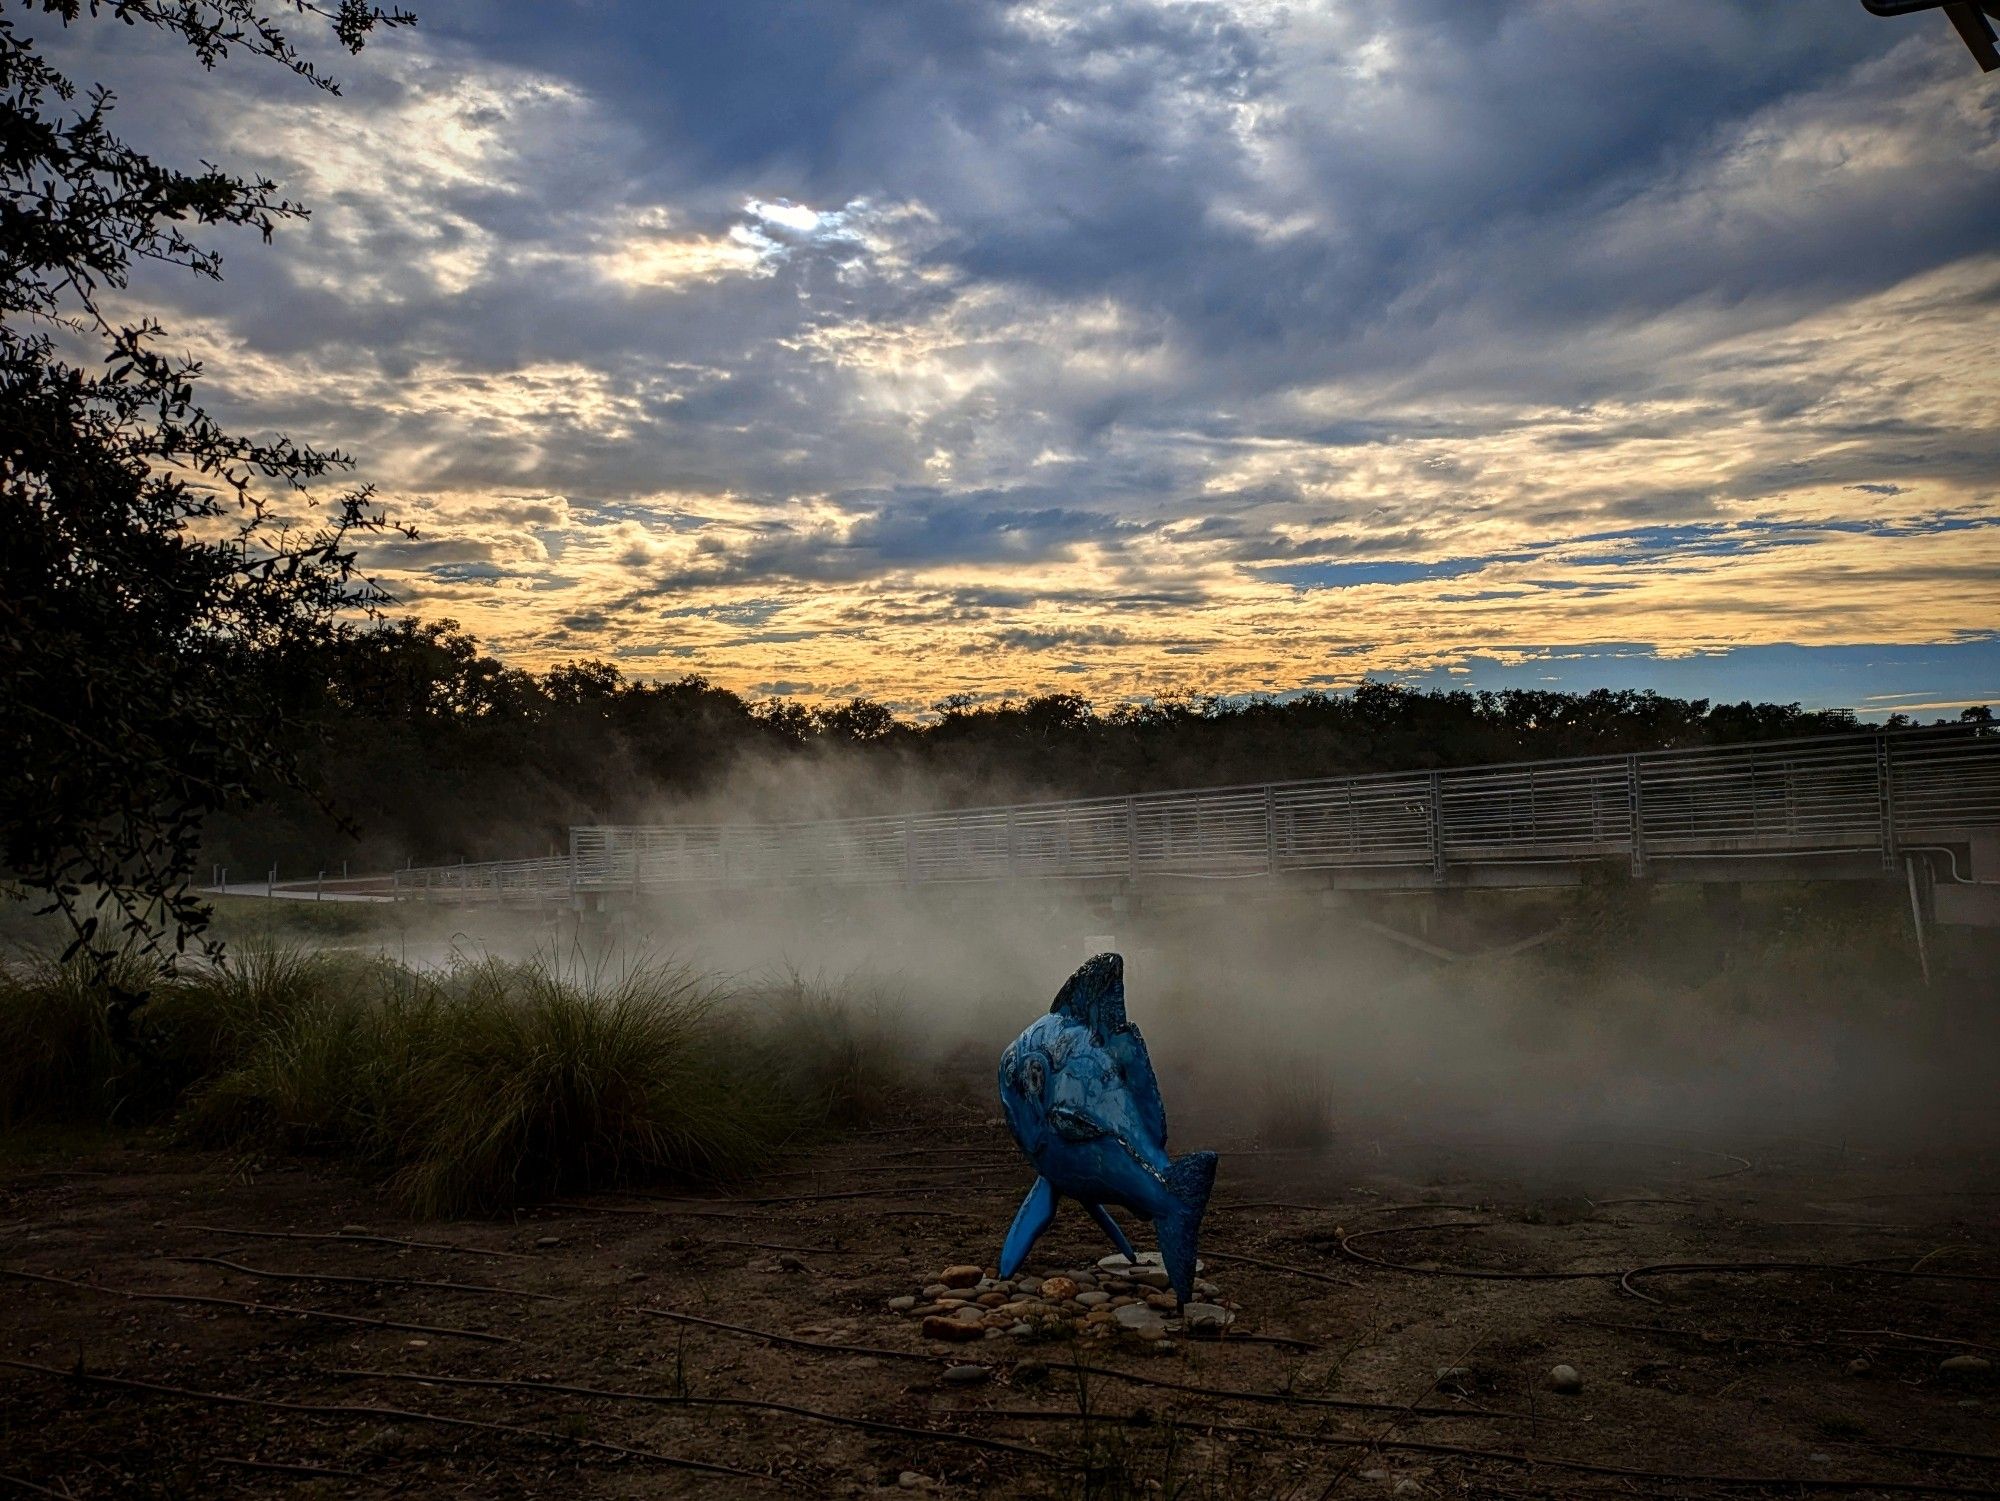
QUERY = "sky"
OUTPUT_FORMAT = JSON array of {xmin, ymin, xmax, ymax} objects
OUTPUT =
[{"xmin": 51, "ymin": 0, "xmax": 2000, "ymax": 715}]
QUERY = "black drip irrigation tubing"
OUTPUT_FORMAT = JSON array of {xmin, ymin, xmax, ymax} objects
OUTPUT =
[{"xmin": 1329, "ymin": 1220, "xmax": 2000, "ymax": 1302}]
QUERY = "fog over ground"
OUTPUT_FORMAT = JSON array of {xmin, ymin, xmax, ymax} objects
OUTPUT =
[{"xmin": 377, "ymin": 755, "xmax": 1985, "ymax": 1176}]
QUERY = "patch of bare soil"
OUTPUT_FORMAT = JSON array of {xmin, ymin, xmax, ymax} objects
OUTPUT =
[{"xmin": 3, "ymin": 1120, "xmax": 1997, "ymax": 1498}]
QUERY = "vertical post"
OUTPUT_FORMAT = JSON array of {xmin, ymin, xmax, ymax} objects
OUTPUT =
[
  {"xmin": 219, "ymin": 866, "xmax": 227, "ymax": 893},
  {"xmin": 902, "ymin": 815, "xmax": 916, "ymax": 887},
  {"xmin": 1627, "ymin": 754, "xmax": 1647, "ymax": 878},
  {"xmin": 316, "ymin": 869, "xmax": 324, "ymax": 902},
  {"xmin": 1905, "ymin": 856, "xmax": 1930, "ymax": 986},
  {"xmin": 1427, "ymin": 772, "xmax": 1445, "ymax": 880},
  {"xmin": 1264, "ymin": 785, "xmax": 1279, "ymax": 877},
  {"xmin": 267, "ymin": 864, "xmax": 276, "ymax": 899},
  {"xmin": 1005, "ymin": 807, "xmax": 1018, "ymax": 878},
  {"xmin": 342, "ymin": 860, "xmax": 349, "ymax": 881},
  {"xmin": 1125, "ymin": 797, "xmax": 1140, "ymax": 881},
  {"xmin": 1877, "ymin": 734, "xmax": 1898, "ymax": 870}
]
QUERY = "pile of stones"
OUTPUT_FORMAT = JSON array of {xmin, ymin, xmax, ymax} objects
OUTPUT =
[{"xmin": 886, "ymin": 1251, "xmax": 1238, "ymax": 1346}]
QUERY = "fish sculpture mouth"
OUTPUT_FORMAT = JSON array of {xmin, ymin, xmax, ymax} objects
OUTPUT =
[{"xmin": 994, "ymin": 952, "xmax": 1217, "ymax": 1305}]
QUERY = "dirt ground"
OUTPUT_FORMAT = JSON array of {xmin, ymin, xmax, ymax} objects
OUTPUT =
[{"xmin": 3, "ymin": 1114, "xmax": 1997, "ymax": 1499}]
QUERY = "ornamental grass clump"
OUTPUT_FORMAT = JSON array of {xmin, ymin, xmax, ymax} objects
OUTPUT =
[
  {"xmin": 8, "ymin": 941, "xmax": 924, "ymax": 1213},
  {"xmin": 137, "ymin": 945, "xmax": 370, "ymax": 1107},
  {"xmin": 384, "ymin": 959, "xmax": 789, "ymax": 1216},
  {"xmin": 0, "ymin": 951, "xmax": 139, "ymax": 1127},
  {"xmin": 182, "ymin": 956, "xmax": 795, "ymax": 1213}
]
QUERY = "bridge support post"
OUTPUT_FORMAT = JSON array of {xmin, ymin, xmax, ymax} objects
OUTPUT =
[
  {"xmin": 1906, "ymin": 855, "xmax": 1931, "ymax": 985},
  {"xmin": 1626, "ymin": 755, "xmax": 1647, "ymax": 879},
  {"xmin": 1427, "ymin": 773, "xmax": 1445, "ymax": 881},
  {"xmin": 1877, "ymin": 734, "xmax": 1898, "ymax": 871}
]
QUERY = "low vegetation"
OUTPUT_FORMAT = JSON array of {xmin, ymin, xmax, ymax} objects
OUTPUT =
[{"xmin": 0, "ymin": 946, "xmax": 931, "ymax": 1213}]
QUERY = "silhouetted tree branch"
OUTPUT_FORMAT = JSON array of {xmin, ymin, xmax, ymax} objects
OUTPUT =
[{"xmin": 0, "ymin": 0, "xmax": 414, "ymax": 971}]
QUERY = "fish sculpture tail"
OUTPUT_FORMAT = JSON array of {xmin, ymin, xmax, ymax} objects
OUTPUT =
[{"xmin": 1156, "ymin": 1149, "xmax": 1218, "ymax": 1304}]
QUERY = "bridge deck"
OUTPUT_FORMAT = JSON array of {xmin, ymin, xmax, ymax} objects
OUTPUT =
[{"xmin": 394, "ymin": 726, "xmax": 2000, "ymax": 906}]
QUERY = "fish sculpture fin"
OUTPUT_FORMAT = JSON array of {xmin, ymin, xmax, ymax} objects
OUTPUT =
[
  {"xmin": 999, "ymin": 1176, "xmax": 1058, "ymax": 1278},
  {"xmin": 1083, "ymin": 1200, "xmax": 1139, "ymax": 1261},
  {"xmin": 1154, "ymin": 1149, "xmax": 1219, "ymax": 1304},
  {"xmin": 1049, "ymin": 952, "xmax": 1129, "ymax": 1034},
  {"xmin": 1051, "ymin": 953, "xmax": 1170, "ymax": 1146}
]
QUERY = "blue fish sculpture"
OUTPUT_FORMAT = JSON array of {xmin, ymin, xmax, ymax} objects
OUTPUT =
[{"xmin": 996, "ymin": 953, "xmax": 1216, "ymax": 1303}]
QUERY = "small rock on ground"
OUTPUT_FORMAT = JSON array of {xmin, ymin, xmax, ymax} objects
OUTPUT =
[
  {"xmin": 941, "ymin": 1364, "xmax": 990, "ymax": 1385},
  {"xmin": 1182, "ymin": 1301, "xmax": 1234, "ymax": 1333},
  {"xmin": 1115, "ymin": 1303, "xmax": 1168, "ymax": 1336},
  {"xmin": 1547, "ymin": 1364, "xmax": 1583, "ymax": 1395}
]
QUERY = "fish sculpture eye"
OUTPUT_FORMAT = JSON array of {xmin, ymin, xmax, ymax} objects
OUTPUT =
[{"xmin": 1020, "ymin": 1055, "xmax": 1046, "ymax": 1098}]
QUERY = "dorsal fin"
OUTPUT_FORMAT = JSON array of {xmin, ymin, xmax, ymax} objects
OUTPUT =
[
  {"xmin": 1050, "ymin": 953, "xmax": 1127, "ymax": 1036},
  {"xmin": 1050, "ymin": 953, "xmax": 1170, "ymax": 1147}
]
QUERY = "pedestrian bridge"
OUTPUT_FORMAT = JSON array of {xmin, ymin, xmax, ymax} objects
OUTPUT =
[{"xmin": 392, "ymin": 726, "xmax": 2000, "ymax": 914}]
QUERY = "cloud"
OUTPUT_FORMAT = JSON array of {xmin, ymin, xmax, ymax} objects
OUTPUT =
[{"xmin": 44, "ymin": 1, "xmax": 2000, "ymax": 708}]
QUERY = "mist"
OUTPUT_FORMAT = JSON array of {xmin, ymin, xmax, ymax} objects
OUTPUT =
[{"xmin": 430, "ymin": 747, "xmax": 1996, "ymax": 1178}]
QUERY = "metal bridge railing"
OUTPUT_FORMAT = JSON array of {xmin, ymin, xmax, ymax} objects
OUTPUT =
[
  {"xmin": 392, "ymin": 726, "xmax": 2000, "ymax": 903},
  {"xmin": 391, "ymin": 855, "xmax": 575, "ymax": 905}
]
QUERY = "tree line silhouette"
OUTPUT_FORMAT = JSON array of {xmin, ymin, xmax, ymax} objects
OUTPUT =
[{"xmin": 202, "ymin": 617, "xmax": 1988, "ymax": 878}]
